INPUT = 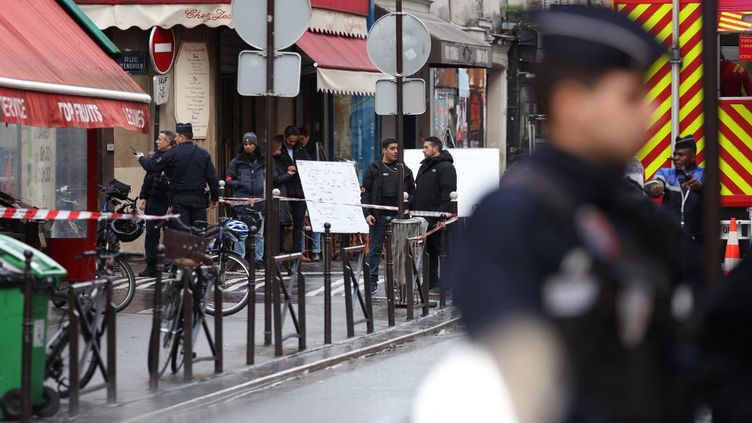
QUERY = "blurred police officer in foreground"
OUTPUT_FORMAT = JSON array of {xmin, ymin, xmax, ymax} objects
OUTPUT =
[
  {"xmin": 137, "ymin": 130, "xmax": 175, "ymax": 277},
  {"xmin": 450, "ymin": 8, "xmax": 700, "ymax": 422},
  {"xmin": 136, "ymin": 122, "xmax": 220, "ymax": 229}
]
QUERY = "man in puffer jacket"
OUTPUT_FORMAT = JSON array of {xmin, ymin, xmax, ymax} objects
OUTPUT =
[
  {"xmin": 411, "ymin": 136, "xmax": 457, "ymax": 290},
  {"xmin": 226, "ymin": 132, "xmax": 265, "ymax": 265}
]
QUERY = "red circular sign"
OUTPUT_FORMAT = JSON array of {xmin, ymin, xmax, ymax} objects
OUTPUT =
[{"xmin": 149, "ymin": 27, "xmax": 175, "ymax": 75}]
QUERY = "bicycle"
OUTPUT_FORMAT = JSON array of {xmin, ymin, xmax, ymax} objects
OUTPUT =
[
  {"xmin": 206, "ymin": 216, "xmax": 253, "ymax": 316},
  {"xmin": 148, "ymin": 219, "xmax": 249, "ymax": 377},
  {"xmin": 95, "ymin": 181, "xmax": 142, "ymax": 312},
  {"xmin": 45, "ymin": 250, "xmax": 139, "ymax": 398}
]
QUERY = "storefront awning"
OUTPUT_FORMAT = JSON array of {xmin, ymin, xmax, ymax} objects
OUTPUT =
[
  {"xmin": 377, "ymin": 7, "xmax": 492, "ymax": 68},
  {"xmin": 296, "ymin": 32, "xmax": 385, "ymax": 95},
  {"xmin": 75, "ymin": 0, "xmax": 368, "ymax": 37},
  {"xmin": 0, "ymin": 0, "xmax": 150, "ymax": 132}
]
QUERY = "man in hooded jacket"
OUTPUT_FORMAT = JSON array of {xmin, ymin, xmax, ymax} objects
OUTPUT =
[
  {"xmin": 412, "ymin": 136, "xmax": 457, "ymax": 290},
  {"xmin": 226, "ymin": 132, "xmax": 265, "ymax": 265}
]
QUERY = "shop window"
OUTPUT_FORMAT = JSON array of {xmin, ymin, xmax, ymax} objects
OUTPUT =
[
  {"xmin": 720, "ymin": 33, "xmax": 752, "ymax": 97},
  {"xmin": 431, "ymin": 68, "xmax": 486, "ymax": 148},
  {"xmin": 0, "ymin": 124, "xmax": 88, "ymax": 238},
  {"xmin": 333, "ymin": 95, "xmax": 376, "ymax": 181}
]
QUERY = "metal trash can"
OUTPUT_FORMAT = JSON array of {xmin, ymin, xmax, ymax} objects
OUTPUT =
[
  {"xmin": 390, "ymin": 218, "xmax": 428, "ymax": 305},
  {"xmin": 0, "ymin": 234, "xmax": 66, "ymax": 419}
]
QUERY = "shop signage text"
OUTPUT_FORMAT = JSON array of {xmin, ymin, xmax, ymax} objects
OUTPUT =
[
  {"xmin": 441, "ymin": 43, "xmax": 491, "ymax": 68},
  {"xmin": 1, "ymin": 96, "xmax": 28, "ymax": 119},
  {"xmin": 740, "ymin": 35, "xmax": 752, "ymax": 62},
  {"xmin": 57, "ymin": 102, "xmax": 104, "ymax": 124},
  {"xmin": 184, "ymin": 8, "xmax": 232, "ymax": 24}
]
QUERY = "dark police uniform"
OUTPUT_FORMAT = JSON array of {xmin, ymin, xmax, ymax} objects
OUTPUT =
[
  {"xmin": 450, "ymin": 8, "xmax": 701, "ymax": 422},
  {"xmin": 139, "ymin": 149, "xmax": 171, "ymax": 271},
  {"xmin": 138, "ymin": 125, "xmax": 219, "ymax": 228}
]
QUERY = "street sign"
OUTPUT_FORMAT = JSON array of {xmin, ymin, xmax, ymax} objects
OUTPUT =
[
  {"xmin": 237, "ymin": 51, "xmax": 301, "ymax": 97},
  {"xmin": 149, "ymin": 27, "xmax": 175, "ymax": 75},
  {"xmin": 367, "ymin": 13, "xmax": 431, "ymax": 77},
  {"xmin": 375, "ymin": 78, "xmax": 426, "ymax": 115},
  {"xmin": 117, "ymin": 52, "xmax": 148, "ymax": 75},
  {"xmin": 153, "ymin": 74, "xmax": 170, "ymax": 105},
  {"xmin": 231, "ymin": 0, "xmax": 311, "ymax": 51}
]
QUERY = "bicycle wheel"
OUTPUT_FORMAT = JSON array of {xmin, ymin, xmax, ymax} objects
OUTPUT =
[
  {"xmin": 205, "ymin": 252, "xmax": 251, "ymax": 316},
  {"xmin": 102, "ymin": 256, "xmax": 136, "ymax": 312},
  {"xmin": 45, "ymin": 317, "xmax": 100, "ymax": 398},
  {"xmin": 147, "ymin": 279, "xmax": 183, "ymax": 377}
]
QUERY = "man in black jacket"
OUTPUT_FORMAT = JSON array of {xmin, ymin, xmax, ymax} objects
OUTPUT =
[
  {"xmin": 362, "ymin": 138, "xmax": 416, "ymax": 293},
  {"xmin": 412, "ymin": 136, "xmax": 457, "ymax": 290},
  {"xmin": 137, "ymin": 130, "xmax": 175, "ymax": 277},
  {"xmin": 276, "ymin": 125, "xmax": 311, "ymax": 254}
]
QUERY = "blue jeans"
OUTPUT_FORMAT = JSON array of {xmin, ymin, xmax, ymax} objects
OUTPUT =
[
  {"xmin": 299, "ymin": 230, "xmax": 321, "ymax": 254},
  {"xmin": 234, "ymin": 217, "xmax": 264, "ymax": 262},
  {"xmin": 366, "ymin": 214, "xmax": 394, "ymax": 286}
]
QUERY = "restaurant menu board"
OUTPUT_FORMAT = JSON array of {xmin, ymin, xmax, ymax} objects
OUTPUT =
[{"xmin": 174, "ymin": 42, "xmax": 210, "ymax": 139}]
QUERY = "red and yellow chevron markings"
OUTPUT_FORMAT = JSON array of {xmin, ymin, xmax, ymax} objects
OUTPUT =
[
  {"xmin": 719, "ymin": 102, "xmax": 752, "ymax": 197},
  {"xmin": 719, "ymin": 11, "xmax": 752, "ymax": 32}
]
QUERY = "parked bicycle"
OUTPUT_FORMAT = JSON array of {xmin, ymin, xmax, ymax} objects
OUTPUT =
[
  {"xmin": 149, "ymin": 218, "xmax": 250, "ymax": 377},
  {"xmin": 96, "ymin": 181, "xmax": 143, "ymax": 312},
  {"xmin": 46, "ymin": 250, "xmax": 140, "ymax": 398}
]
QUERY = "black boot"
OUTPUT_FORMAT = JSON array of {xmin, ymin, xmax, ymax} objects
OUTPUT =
[{"xmin": 138, "ymin": 264, "xmax": 156, "ymax": 278}]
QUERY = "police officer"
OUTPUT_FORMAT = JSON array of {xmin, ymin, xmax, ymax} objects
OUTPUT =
[
  {"xmin": 646, "ymin": 135, "xmax": 704, "ymax": 242},
  {"xmin": 450, "ymin": 8, "xmax": 700, "ymax": 422},
  {"xmin": 136, "ymin": 122, "xmax": 220, "ymax": 229},
  {"xmin": 137, "ymin": 130, "xmax": 175, "ymax": 277}
]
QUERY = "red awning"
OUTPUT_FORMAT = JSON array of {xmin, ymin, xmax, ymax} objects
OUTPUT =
[
  {"xmin": 0, "ymin": 0, "xmax": 150, "ymax": 132},
  {"xmin": 296, "ymin": 32, "xmax": 383, "ymax": 95},
  {"xmin": 297, "ymin": 32, "xmax": 378, "ymax": 73}
]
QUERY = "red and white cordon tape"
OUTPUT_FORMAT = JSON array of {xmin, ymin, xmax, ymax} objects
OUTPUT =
[
  {"xmin": 0, "ymin": 207, "xmax": 180, "ymax": 221},
  {"xmin": 219, "ymin": 196, "xmax": 455, "ymax": 219},
  {"xmin": 407, "ymin": 216, "xmax": 460, "ymax": 242}
]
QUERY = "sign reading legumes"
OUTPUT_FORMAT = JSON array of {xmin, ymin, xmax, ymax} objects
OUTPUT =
[{"xmin": 174, "ymin": 42, "xmax": 210, "ymax": 139}]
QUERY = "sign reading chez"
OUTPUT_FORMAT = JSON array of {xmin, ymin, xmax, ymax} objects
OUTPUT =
[{"xmin": 174, "ymin": 42, "xmax": 210, "ymax": 139}]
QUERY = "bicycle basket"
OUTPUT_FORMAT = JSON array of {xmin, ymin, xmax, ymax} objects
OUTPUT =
[
  {"xmin": 163, "ymin": 227, "xmax": 212, "ymax": 267},
  {"xmin": 106, "ymin": 179, "xmax": 131, "ymax": 200}
]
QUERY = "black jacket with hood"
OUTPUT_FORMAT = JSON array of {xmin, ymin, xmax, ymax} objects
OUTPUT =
[{"xmin": 411, "ymin": 150, "xmax": 457, "ymax": 214}]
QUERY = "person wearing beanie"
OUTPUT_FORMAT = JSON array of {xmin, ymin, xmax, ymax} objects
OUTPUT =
[{"xmin": 226, "ymin": 132, "xmax": 265, "ymax": 266}]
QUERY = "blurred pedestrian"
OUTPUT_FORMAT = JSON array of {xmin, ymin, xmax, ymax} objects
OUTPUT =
[
  {"xmin": 137, "ymin": 130, "xmax": 175, "ymax": 277},
  {"xmin": 298, "ymin": 126, "xmax": 321, "ymax": 261},
  {"xmin": 450, "ymin": 8, "xmax": 700, "ymax": 422},
  {"xmin": 226, "ymin": 131, "xmax": 265, "ymax": 267},
  {"xmin": 411, "ymin": 136, "xmax": 457, "ymax": 292},
  {"xmin": 362, "ymin": 138, "xmax": 416, "ymax": 293}
]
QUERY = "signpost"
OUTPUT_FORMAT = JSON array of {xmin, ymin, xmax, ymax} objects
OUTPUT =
[
  {"xmin": 232, "ymin": 0, "xmax": 310, "ymax": 354},
  {"xmin": 367, "ymin": 6, "xmax": 430, "ymax": 217},
  {"xmin": 149, "ymin": 27, "xmax": 176, "ymax": 141}
]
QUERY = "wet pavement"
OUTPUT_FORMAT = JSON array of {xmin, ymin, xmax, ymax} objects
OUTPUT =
[{"xmin": 44, "ymin": 259, "xmax": 459, "ymax": 422}]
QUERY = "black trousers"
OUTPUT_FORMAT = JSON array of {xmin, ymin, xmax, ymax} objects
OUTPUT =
[
  {"xmin": 426, "ymin": 229, "xmax": 442, "ymax": 289},
  {"xmin": 170, "ymin": 192, "xmax": 208, "ymax": 230},
  {"xmin": 144, "ymin": 197, "xmax": 170, "ymax": 265}
]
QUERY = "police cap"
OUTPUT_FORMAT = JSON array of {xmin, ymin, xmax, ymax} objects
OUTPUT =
[
  {"xmin": 535, "ymin": 7, "xmax": 665, "ymax": 73},
  {"xmin": 675, "ymin": 134, "xmax": 697, "ymax": 151},
  {"xmin": 176, "ymin": 122, "xmax": 193, "ymax": 136}
]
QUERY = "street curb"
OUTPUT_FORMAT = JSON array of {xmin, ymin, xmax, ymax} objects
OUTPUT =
[{"xmin": 118, "ymin": 311, "xmax": 461, "ymax": 422}]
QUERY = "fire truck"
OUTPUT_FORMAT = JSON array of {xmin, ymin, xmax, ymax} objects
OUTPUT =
[{"xmin": 616, "ymin": 0, "xmax": 752, "ymax": 227}]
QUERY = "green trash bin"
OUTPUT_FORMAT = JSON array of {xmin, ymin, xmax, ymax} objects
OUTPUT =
[{"xmin": 0, "ymin": 234, "xmax": 66, "ymax": 419}]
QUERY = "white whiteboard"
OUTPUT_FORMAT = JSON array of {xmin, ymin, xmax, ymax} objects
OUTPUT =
[
  {"xmin": 296, "ymin": 160, "xmax": 370, "ymax": 234},
  {"xmin": 404, "ymin": 148, "xmax": 500, "ymax": 217}
]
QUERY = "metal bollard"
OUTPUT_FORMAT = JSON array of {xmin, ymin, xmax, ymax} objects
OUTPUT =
[
  {"xmin": 439, "ymin": 216, "xmax": 448, "ymax": 308},
  {"xmin": 323, "ymin": 223, "xmax": 332, "ymax": 344},
  {"xmin": 214, "ymin": 261, "xmax": 223, "ymax": 374},
  {"xmin": 342, "ymin": 236, "xmax": 355, "ymax": 337},
  {"xmin": 183, "ymin": 270, "xmax": 193, "ymax": 381},
  {"xmin": 385, "ymin": 217, "xmax": 395, "ymax": 327},
  {"xmin": 405, "ymin": 240, "xmax": 414, "ymax": 321},
  {"xmin": 265, "ymin": 190, "xmax": 281, "ymax": 346},
  {"xmin": 298, "ymin": 267, "xmax": 306, "ymax": 351},
  {"xmin": 149, "ymin": 245, "xmax": 165, "ymax": 392},
  {"xmin": 422, "ymin": 245, "xmax": 430, "ymax": 317},
  {"xmin": 247, "ymin": 226, "xmax": 258, "ymax": 365},
  {"xmin": 218, "ymin": 180, "xmax": 226, "ymax": 218},
  {"xmin": 20, "ymin": 250, "xmax": 33, "ymax": 423},
  {"xmin": 272, "ymin": 259, "xmax": 283, "ymax": 357},
  {"xmin": 68, "ymin": 286, "xmax": 80, "ymax": 416},
  {"xmin": 363, "ymin": 256, "xmax": 374, "ymax": 334},
  {"xmin": 105, "ymin": 272, "xmax": 117, "ymax": 403}
]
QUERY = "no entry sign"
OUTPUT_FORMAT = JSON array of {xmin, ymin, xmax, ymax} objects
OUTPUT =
[{"xmin": 149, "ymin": 27, "xmax": 175, "ymax": 75}]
